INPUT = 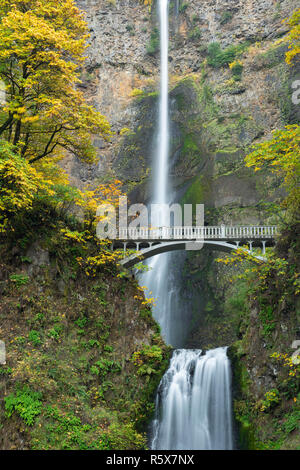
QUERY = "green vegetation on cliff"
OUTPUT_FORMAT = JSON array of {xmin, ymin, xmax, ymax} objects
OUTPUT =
[{"xmin": 0, "ymin": 221, "xmax": 170, "ymax": 449}]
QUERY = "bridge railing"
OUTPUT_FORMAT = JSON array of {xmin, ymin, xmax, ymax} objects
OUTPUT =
[{"xmin": 117, "ymin": 226, "xmax": 277, "ymax": 240}]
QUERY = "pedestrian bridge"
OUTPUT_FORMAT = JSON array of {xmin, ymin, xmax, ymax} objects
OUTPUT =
[{"xmin": 112, "ymin": 225, "xmax": 277, "ymax": 269}]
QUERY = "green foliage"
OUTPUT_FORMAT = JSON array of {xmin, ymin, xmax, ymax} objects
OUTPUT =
[
  {"xmin": 188, "ymin": 27, "xmax": 202, "ymax": 42},
  {"xmin": 220, "ymin": 10, "xmax": 234, "ymax": 24},
  {"xmin": 260, "ymin": 388, "xmax": 280, "ymax": 412},
  {"xmin": 179, "ymin": 2, "xmax": 188, "ymax": 13},
  {"xmin": 229, "ymin": 60, "xmax": 244, "ymax": 81},
  {"xmin": 28, "ymin": 330, "xmax": 43, "ymax": 347},
  {"xmin": 131, "ymin": 344, "xmax": 163, "ymax": 376},
  {"xmin": 258, "ymin": 302, "xmax": 276, "ymax": 339},
  {"xmin": 207, "ymin": 41, "xmax": 249, "ymax": 68},
  {"xmin": 0, "ymin": 366, "xmax": 12, "ymax": 376},
  {"xmin": 85, "ymin": 339, "xmax": 100, "ymax": 349},
  {"xmin": 139, "ymin": 307, "xmax": 152, "ymax": 321},
  {"xmin": 9, "ymin": 273, "xmax": 29, "ymax": 287},
  {"xmin": 245, "ymin": 125, "xmax": 300, "ymax": 219},
  {"xmin": 282, "ymin": 410, "xmax": 300, "ymax": 433},
  {"xmin": 182, "ymin": 133, "xmax": 198, "ymax": 154},
  {"xmin": 47, "ymin": 324, "xmax": 63, "ymax": 341},
  {"xmin": 284, "ymin": 8, "xmax": 300, "ymax": 65},
  {"xmin": 181, "ymin": 175, "xmax": 206, "ymax": 206},
  {"xmin": 90, "ymin": 359, "xmax": 121, "ymax": 377},
  {"xmin": 106, "ymin": 422, "xmax": 146, "ymax": 450},
  {"xmin": 254, "ymin": 45, "xmax": 285, "ymax": 69},
  {"xmin": 5, "ymin": 386, "xmax": 42, "ymax": 426},
  {"xmin": 74, "ymin": 316, "xmax": 88, "ymax": 329},
  {"xmin": 35, "ymin": 405, "xmax": 110, "ymax": 450},
  {"xmin": 146, "ymin": 28, "xmax": 159, "ymax": 55}
]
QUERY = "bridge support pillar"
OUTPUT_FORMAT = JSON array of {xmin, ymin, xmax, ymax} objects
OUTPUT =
[
  {"xmin": 235, "ymin": 241, "xmax": 240, "ymax": 248},
  {"xmin": 262, "ymin": 240, "xmax": 266, "ymax": 255},
  {"xmin": 249, "ymin": 241, "xmax": 253, "ymax": 253},
  {"xmin": 123, "ymin": 242, "xmax": 127, "ymax": 253}
]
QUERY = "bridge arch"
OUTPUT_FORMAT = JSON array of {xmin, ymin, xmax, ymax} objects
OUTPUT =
[{"xmin": 118, "ymin": 240, "xmax": 267, "ymax": 269}]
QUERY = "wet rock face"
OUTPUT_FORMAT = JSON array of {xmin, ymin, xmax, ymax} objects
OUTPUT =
[{"xmin": 66, "ymin": 0, "xmax": 295, "ymax": 202}]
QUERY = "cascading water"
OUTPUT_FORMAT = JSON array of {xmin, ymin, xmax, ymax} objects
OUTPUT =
[
  {"xmin": 141, "ymin": 0, "xmax": 233, "ymax": 450},
  {"xmin": 151, "ymin": 348, "xmax": 233, "ymax": 450},
  {"xmin": 140, "ymin": 0, "xmax": 173, "ymax": 344}
]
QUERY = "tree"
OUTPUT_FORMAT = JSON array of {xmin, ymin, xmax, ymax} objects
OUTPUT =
[
  {"xmin": 0, "ymin": 0, "xmax": 111, "ymax": 163},
  {"xmin": 245, "ymin": 125, "xmax": 300, "ymax": 219},
  {"xmin": 285, "ymin": 8, "xmax": 300, "ymax": 66}
]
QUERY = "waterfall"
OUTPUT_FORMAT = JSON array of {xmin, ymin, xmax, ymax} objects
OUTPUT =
[
  {"xmin": 151, "ymin": 348, "xmax": 233, "ymax": 450},
  {"xmin": 154, "ymin": 0, "xmax": 169, "ymax": 206},
  {"xmin": 140, "ymin": 0, "xmax": 233, "ymax": 451},
  {"xmin": 140, "ymin": 0, "xmax": 173, "ymax": 344}
]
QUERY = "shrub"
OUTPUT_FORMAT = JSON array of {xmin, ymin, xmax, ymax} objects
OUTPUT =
[
  {"xmin": 229, "ymin": 60, "xmax": 244, "ymax": 81},
  {"xmin": 282, "ymin": 410, "xmax": 300, "ymax": 434},
  {"xmin": 260, "ymin": 388, "xmax": 280, "ymax": 412},
  {"xmin": 130, "ymin": 88, "xmax": 144, "ymax": 98},
  {"xmin": 146, "ymin": 28, "xmax": 159, "ymax": 55},
  {"xmin": 5, "ymin": 386, "xmax": 42, "ymax": 426},
  {"xmin": 28, "ymin": 330, "xmax": 43, "ymax": 347},
  {"xmin": 9, "ymin": 273, "xmax": 29, "ymax": 287},
  {"xmin": 47, "ymin": 324, "xmax": 63, "ymax": 341},
  {"xmin": 220, "ymin": 11, "xmax": 234, "ymax": 24},
  {"xmin": 207, "ymin": 41, "xmax": 249, "ymax": 68},
  {"xmin": 188, "ymin": 27, "xmax": 202, "ymax": 42},
  {"xmin": 131, "ymin": 344, "xmax": 163, "ymax": 376},
  {"xmin": 90, "ymin": 359, "xmax": 121, "ymax": 377}
]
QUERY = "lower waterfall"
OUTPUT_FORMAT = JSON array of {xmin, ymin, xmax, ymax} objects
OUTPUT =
[{"xmin": 151, "ymin": 348, "xmax": 233, "ymax": 450}]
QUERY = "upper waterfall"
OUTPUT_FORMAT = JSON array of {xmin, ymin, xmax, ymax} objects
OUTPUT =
[
  {"xmin": 140, "ymin": 0, "xmax": 174, "ymax": 344},
  {"xmin": 153, "ymin": 0, "xmax": 169, "ymax": 208}
]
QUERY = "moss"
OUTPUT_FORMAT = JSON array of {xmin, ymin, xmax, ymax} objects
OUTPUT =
[
  {"xmin": 182, "ymin": 133, "xmax": 199, "ymax": 155},
  {"xmin": 228, "ymin": 342, "xmax": 258, "ymax": 449},
  {"xmin": 181, "ymin": 175, "xmax": 207, "ymax": 206}
]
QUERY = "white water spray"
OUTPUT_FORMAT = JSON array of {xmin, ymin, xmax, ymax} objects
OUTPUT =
[{"xmin": 151, "ymin": 348, "xmax": 233, "ymax": 450}]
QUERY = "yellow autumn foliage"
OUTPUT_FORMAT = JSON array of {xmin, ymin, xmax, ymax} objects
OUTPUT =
[
  {"xmin": 284, "ymin": 8, "xmax": 300, "ymax": 65},
  {"xmin": 0, "ymin": 0, "xmax": 111, "ymax": 163},
  {"xmin": 245, "ymin": 125, "xmax": 300, "ymax": 217}
]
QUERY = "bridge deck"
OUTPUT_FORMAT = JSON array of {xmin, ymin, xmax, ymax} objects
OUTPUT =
[
  {"xmin": 115, "ymin": 225, "xmax": 277, "ymax": 242},
  {"xmin": 112, "ymin": 226, "xmax": 278, "ymax": 268}
]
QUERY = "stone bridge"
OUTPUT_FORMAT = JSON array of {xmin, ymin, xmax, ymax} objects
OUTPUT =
[{"xmin": 111, "ymin": 225, "xmax": 278, "ymax": 269}]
